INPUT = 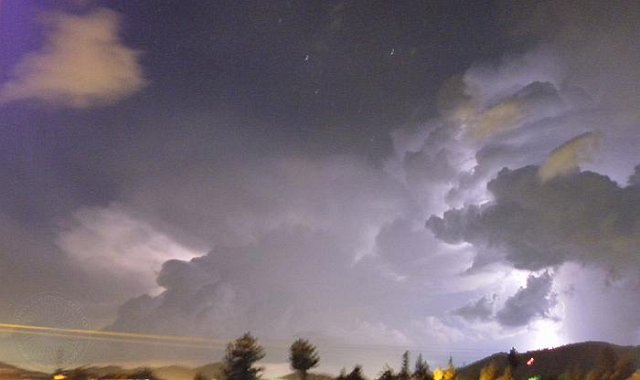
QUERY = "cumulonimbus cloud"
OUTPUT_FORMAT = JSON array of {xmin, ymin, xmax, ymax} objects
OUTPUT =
[{"xmin": 0, "ymin": 8, "xmax": 146, "ymax": 108}]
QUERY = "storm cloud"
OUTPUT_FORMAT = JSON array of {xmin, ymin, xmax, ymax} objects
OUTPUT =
[
  {"xmin": 427, "ymin": 165, "xmax": 640, "ymax": 272},
  {"xmin": 495, "ymin": 271, "xmax": 557, "ymax": 327},
  {"xmin": 453, "ymin": 295, "xmax": 495, "ymax": 323},
  {"xmin": 102, "ymin": 154, "xmax": 472, "ymax": 347},
  {"xmin": 1, "ymin": 0, "xmax": 640, "ymax": 373}
]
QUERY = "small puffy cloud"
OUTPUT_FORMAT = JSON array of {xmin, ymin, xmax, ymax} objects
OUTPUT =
[
  {"xmin": 496, "ymin": 271, "xmax": 557, "ymax": 327},
  {"xmin": 453, "ymin": 295, "xmax": 496, "ymax": 322},
  {"xmin": 538, "ymin": 132, "xmax": 601, "ymax": 182},
  {"xmin": 0, "ymin": 8, "xmax": 145, "ymax": 108},
  {"xmin": 427, "ymin": 165, "xmax": 640, "ymax": 272}
]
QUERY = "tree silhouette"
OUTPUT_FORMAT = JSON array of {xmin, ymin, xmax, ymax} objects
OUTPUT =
[
  {"xmin": 507, "ymin": 348, "xmax": 519, "ymax": 370},
  {"xmin": 222, "ymin": 332, "xmax": 265, "ymax": 380},
  {"xmin": 444, "ymin": 357, "xmax": 456, "ymax": 380},
  {"xmin": 376, "ymin": 364, "xmax": 396, "ymax": 380},
  {"xmin": 413, "ymin": 354, "xmax": 432, "ymax": 380},
  {"xmin": 432, "ymin": 359, "xmax": 456, "ymax": 380},
  {"xmin": 289, "ymin": 338, "xmax": 320, "ymax": 380},
  {"xmin": 398, "ymin": 351, "xmax": 410, "ymax": 380},
  {"xmin": 345, "ymin": 365, "xmax": 365, "ymax": 380}
]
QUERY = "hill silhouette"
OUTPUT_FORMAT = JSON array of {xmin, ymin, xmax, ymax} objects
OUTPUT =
[
  {"xmin": 73, "ymin": 362, "xmax": 224, "ymax": 380},
  {"xmin": 457, "ymin": 341, "xmax": 640, "ymax": 380},
  {"xmin": 0, "ymin": 360, "xmax": 48, "ymax": 379}
]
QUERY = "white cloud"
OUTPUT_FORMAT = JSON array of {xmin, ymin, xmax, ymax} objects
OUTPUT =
[
  {"xmin": 57, "ymin": 205, "xmax": 201, "ymax": 295},
  {"xmin": 0, "ymin": 8, "xmax": 145, "ymax": 108}
]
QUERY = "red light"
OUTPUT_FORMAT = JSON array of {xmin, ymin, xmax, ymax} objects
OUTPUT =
[{"xmin": 527, "ymin": 357, "xmax": 535, "ymax": 366}]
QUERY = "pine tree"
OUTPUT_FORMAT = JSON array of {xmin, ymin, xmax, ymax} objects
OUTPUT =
[
  {"xmin": 222, "ymin": 333, "xmax": 265, "ymax": 380},
  {"xmin": 289, "ymin": 338, "xmax": 320, "ymax": 380},
  {"xmin": 443, "ymin": 357, "xmax": 456, "ymax": 380},
  {"xmin": 507, "ymin": 348, "xmax": 519, "ymax": 371},
  {"xmin": 345, "ymin": 366, "xmax": 365, "ymax": 380},
  {"xmin": 413, "ymin": 354, "xmax": 432, "ymax": 380},
  {"xmin": 398, "ymin": 351, "xmax": 410, "ymax": 380},
  {"xmin": 376, "ymin": 364, "xmax": 396, "ymax": 380}
]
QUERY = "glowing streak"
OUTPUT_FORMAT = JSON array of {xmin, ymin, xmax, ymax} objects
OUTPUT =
[
  {"xmin": 0, "ymin": 322, "xmax": 228, "ymax": 348},
  {"xmin": 0, "ymin": 322, "xmax": 225, "ymax": 344},
  {"xmin": 0, "ymin": 327, "xmax": 224, "ymax": 349},
  {"xmin": 0, "ymin": 323, "xmax": 501, "ymax": 354}
]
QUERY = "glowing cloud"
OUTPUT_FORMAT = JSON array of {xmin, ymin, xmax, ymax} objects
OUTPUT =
[
  {"xmin": 538, "ymin": 132, "xmax": 601, "ymax": 182},
  {"xmin": 474, "ymin": 100, "xmax": 525, "ymax": 140},
  {"xmin": 0, "ymin": 8, "xmax": 145, "ymax": 108},
  {"xmin": 57, "ymin": 205, "xmax": 201, "ymax": 294}
]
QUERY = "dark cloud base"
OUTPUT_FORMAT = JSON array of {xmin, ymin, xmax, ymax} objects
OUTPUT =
[{"xmin": 428, "ymin": 165, "xmax": 640, "ymax": 273}]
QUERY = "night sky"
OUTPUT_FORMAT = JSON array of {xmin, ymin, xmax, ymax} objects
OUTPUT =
[{"xmin": 1, "ymin": 0, "xmax": 640, "ymax": 376}]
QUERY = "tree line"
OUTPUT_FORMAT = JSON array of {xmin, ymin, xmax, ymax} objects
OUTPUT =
[
  {"xmin": 49, "ymin": 333, "xmax": 492, "ymax": 380},
  {"xmin": 218, "ymin": 333, "xmax": 448, "ymax": 380},
  {"xmin": 51, "ymin": 334, "xmax": 640, "ymax": 380}
]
